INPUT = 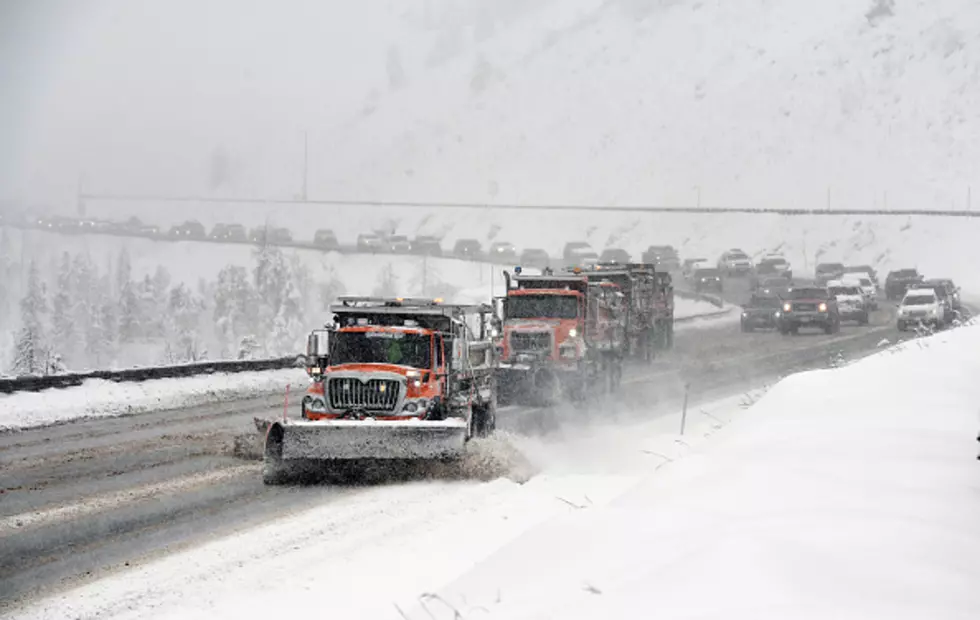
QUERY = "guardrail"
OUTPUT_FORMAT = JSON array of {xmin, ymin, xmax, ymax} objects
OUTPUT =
[{"xmin": 0, "ymin": 356, "xmax": 302, "ymax": 395}]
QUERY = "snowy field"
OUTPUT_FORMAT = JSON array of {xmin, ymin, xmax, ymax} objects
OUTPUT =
[{"xmin": 11, "ymin": 320, "xmax": 980, "ymax": 619}]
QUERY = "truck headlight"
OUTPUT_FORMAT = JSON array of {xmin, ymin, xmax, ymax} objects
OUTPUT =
[
  {"xmin": 568, "ymin": 328, "xmax": 578, "ymax": 338},
  {"xmin": 307, "ymin": 398, "xmax": 326, "ymax": 413},
  {"xmin": 783, "ymin": 303, "xmax": 792, "ymax": 312},
  {"xmin": 818, "ymin": 302, "xmax": 827, "ymax": 312}
]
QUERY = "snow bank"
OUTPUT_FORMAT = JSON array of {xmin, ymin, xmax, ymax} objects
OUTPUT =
[
  {"xmin": 413, "ymin": 323, "xmax": 980, "ymax": 619},
  {"xmin": 0, "ymin": 368, "xmax": 305, "ymax": 431}
]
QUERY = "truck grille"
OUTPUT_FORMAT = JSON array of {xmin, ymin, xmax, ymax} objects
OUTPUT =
[
  {"xmin": 510, "ymin": 332, "xmax": 552, "ymax": 352},
  {"xmin": 327, "ymin": 378, "xmax": 401, "ymax": 412},
  {"xmin": 792, "ymin": 303, "xmax": 817, "ymax": 312}
]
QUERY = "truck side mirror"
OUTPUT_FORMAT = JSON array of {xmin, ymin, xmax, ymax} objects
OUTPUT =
[{"xmin": 307, "ymin": 329, "xmax": 330, "ymax": 358}]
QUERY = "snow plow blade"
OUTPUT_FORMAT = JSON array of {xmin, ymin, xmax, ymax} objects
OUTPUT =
[{"xmin": 265, "ymin": 419, "xmax": 469, "ymax": 461}]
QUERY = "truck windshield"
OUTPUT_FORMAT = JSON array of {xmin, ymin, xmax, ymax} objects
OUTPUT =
[
  {"xmin": 508, "ymin": 295, "xmax": 578, "ymax": 319},
  {"xmin": 329, "ymin": 331, "xmax": 431, "ymax": 369}
]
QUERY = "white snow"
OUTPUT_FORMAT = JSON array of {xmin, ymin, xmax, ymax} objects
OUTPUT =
[
  {"xmin": 12, "ymin": 321, "xmax": 980, "ymax": 619},
  {"xmin": 0, "ymin": 368, "xmax": 305, "ymax": 432}
]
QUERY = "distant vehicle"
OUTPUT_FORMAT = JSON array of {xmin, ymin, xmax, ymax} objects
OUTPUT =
[
  {"xmin": 575, "ymin": 251, "xmax": 600, "ymax": 267},
  {"xmin": 840, "ymin": 273, "xmax": 878, "ymax": 310},
  {"xmin": 563, "ymin": 241, "xmax": 595, "ymax": 262},
  {"xmin": 357, "ymin": 233, "xmax": 384, "ymax": 253},
  {"xmin": 844, "ymin": 265, "xmax": 878, "ymax": 286},
  {"xmin": 518, "ymin": 248, "xmax": 550, "ymax": 269},
  {"xmin": 757, "ymin": 276, "xmax": 792, "ymax": 297},
  {"xmin": 599, "ymin": 248, "xmax": 631, "ymax": 264},
  {"xmin": 693, "ymin": 267, "xmax": 723, "ymax": 293},
  {"xmin": 489, "ymin": 241, "xmax": 518, "ymax": 262},
  {"xmin": 682, "ymin": 258, "xmax": 710, "ymax": 280},
  {"xmin": 169, "ymin": 220, "xmax": 206, "ymax": 239},
  {"xmin": 897, "ymin": 288, "xmax": 944, "ymax": 331},
  {"xmin": 249, "ymin": 226, "xmax": 292, "ymax": 245},
  {"xmin": 814, "ymin": 262, "xmax": 845, "ymax": 285},
  {"xmin": 138, "ymin": 224, "xmax": 161, "ymax": 238},
  {"xmin": 755, "ymin": 255, "xmax": 792, "ymax": 281},
  {"xmin": 884, "ymin": 268, "xmax": 922, "ymax": 300},
  {"xmin": 453, "ymin": 238, "xmax": 482, "ymax": 259},
  {"xmin": 412, "ymin": 235, "xmax": 442, "ymax": 256},
  {"xmin": 313, "ymin": 229, "xmax": 340, "ymax": 251},
  {"xmin": 209, "ymin": 223, "xmax": 230, "ymax": 240},
  {"xmin": 718, "ymin": 249, "xmax": 753, "ymax": 276},
  {"xmin": 641, "ymin": 245, "xmax": 680, "ymax": 271},
  {"xmin": 740, "ymin": 294, "xmax": 782, "ymax": 332},
  {"xmin": 778, "ymin": 287, "xmax": 840, "ymax": 335},
  {"xmin": 931, "ymin": 278, "xmax": 961, "ymax": 310},
  {"xmin": 387, "ymin": 235, "xmax": 412, "ymax": 253},
  {"xmin": 225, "ymin": 224, "xmax": 247, "ymax": 242},
  {"xmin": 827, "ymin": 281, "xmax": 869, "ymax": 325},
  {"xmin": 920, "ymin": 279, "xmax": 956, "ymax": 323}
]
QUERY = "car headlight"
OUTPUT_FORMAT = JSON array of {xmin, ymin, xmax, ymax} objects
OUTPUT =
[
  {"xmin": 741, "ymin": 311, "xmax": 748, "ymax": 317},
  {"xmin": 818, "ymin": 302, "xmax": 828, "ymax": 312},
  {"xmin": 783, "ymin": 303, "xmax": 792, "ymax": 312},
  {"xmin": 774, "ymin": 311, "xmax": 782, "ymax": 318}
]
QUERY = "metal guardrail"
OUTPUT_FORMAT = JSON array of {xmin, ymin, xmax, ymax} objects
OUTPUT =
[{"xmin": 0, "ymin": 356, "xmax": 303, "ymax": 395}]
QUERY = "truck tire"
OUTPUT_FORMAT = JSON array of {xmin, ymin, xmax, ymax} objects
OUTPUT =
[{"xmin": 262, "ymin": 425, "xmax": 289, "ymax": 485}]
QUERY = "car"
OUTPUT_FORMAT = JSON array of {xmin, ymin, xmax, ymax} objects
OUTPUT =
[
  {"xmin": 357, "ymin": 233, "xmax": 384, "ymax": 253},
  {"xmin": 827, "ymin": 281, "xmax": 869, "ymax": 325},
  {"xmin": 718, "ymin": 249, "xmax": 753, "ymax": 276},
  {"xmin": 563, "ymin": 241, "xmax": 595, "ymax": 262},
  {"xmin": 225, "ymin": 224, "xmax": 247, "ymax": 242},
  {"xmin": 844, "ymin": 265, "xmax": 879, "ymax": 286},
  {"xmin": 920, "ymin": 279, "xmax": 957, "ymax": 324},
  {"xmin": 884, "ymin": 268, "xmax": 922, "ymax": 300},
  {"xmin": 814, "ymin": 262, "xmax": 845, "ymax": 286},
  {"xmin": 642, "ymin": 245, "xmax": 680, "ymax": 271},
  {"xmin": 313, "ymin": 229, "xmax": 340, "ymax": 251},
  {"xmin": 778, "ymin": 286, "xmax": 840, "ymax": 335},
  {"xmin": 412, "ymin": 235, "xmax": 442, "ymax": 256},
  {"xmin": 169, "ymin": 220, "xmax": 206, "ymax": 239},
  {"xmin": 454, "ymin": 238, "xmax": 483, "ymax": 259},
  {"xmin": 755, "ymin": 254, "xmax": 793, "ymax": 281},
  {"xmin": 209, "ymin": 223, "xmax": 230, "ymax": 240},
  {"xmin": 599, "ymin": 248, "xmax": 631, "ymax": 264},
  {"xmin": 693, "ymin": 267, "xmax": 723, "ymax": 294},
  {"xmin": 756, "ymin": 276, "xmax": 792, "ymax": 297},
  {"xmin": 931, "ymin": 278, "xmax": 961, "ymax": 311},
  {"xmin": 740, "ymin": 294, "xmax": 783, "ymax": 332},
  {"xmin": 682, "ymin": 257, "xmax": 709, "ymax": 279},
  {"xmin": 897, "ymin": 288, "xmax": 945, "ymax": 331},
  {"xmin": 137, "ymin": 223, "xmax": 161, "ymax": 238},
  {"xmin": 489, "ymin": 241, "xmax": 518, "ymax": 262},
  {"xmin": 840, "ymin": 273, "xmax": 878, "ymax": 310},
  {"xmin": 387, "ymin": 234, "xmax": 412, "ymax": 253},
  {"xmin": 519, "ymin": 248, "xmax": 551, "ymax": 269}
]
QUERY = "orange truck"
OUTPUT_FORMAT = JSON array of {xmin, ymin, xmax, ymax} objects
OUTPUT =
[
  {"xmin": 260, "ymin": 297, "xmax": 498, "ymax": 484},
  {"xmin": 497, "ymin": 269, "xmax": 626, "ymax": 404}
]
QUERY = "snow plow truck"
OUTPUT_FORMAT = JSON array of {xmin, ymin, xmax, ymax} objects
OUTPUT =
[
  {"xmin": 259, "ymin": 297, "xmax": 498, "ymax": 484},
  {"xmin": 496, "ymin": 268, "xmax": 627, "ymax": 405}
]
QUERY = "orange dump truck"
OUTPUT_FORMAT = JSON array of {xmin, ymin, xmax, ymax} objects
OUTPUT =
[
  {"xmin": 497, "ymin": 269, "xmax": 626, "ymax": 404},
  {"xmin": 261, "ymin": 297, "xmax": 498, "ymax": 484}
]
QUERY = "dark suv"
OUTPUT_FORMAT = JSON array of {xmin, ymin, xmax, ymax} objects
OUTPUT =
[
  {"xmin": 885, "ymin": 268, "xmax": 922, "ymax": 300},
  {"xmin": 778, "ymin": 287, "xmax": 840, "ymax": 335}
]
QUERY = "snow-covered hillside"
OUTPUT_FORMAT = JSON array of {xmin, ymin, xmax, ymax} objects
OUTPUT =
[{"xmin": 36, "ymin": 0, "xmax": 975, "ymax": 296}]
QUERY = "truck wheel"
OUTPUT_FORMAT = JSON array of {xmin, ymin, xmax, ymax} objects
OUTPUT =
[{"xmin": 262, "ymin": 424, "xmax": 289, "ymax": 485}]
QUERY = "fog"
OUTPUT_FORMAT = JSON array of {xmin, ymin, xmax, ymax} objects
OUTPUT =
[{"xmin": 5, "ymin": 0, "xmax": 979, "ymax": 214}]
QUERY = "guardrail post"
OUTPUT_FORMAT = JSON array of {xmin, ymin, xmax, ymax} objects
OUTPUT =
[{"xmin": 680, "ymin": 382, "xmax": 690, "ymax": 435}]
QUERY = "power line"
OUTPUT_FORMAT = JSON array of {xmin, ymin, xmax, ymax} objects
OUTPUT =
[{"xmin": 78, "ymin": 193, "xmax": 980, "ymax": 218}]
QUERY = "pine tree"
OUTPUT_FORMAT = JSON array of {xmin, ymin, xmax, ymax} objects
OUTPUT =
[
  {"xmin": 214, "ymin": 265, "xmax": 254, "ymax": 357},
  {"xmin": 165, "ymin": 283, "xmax": 203, "ymax": 362},
  {"xmin": 51, "ymin": 253, "xmax": 74, "ymax": 363},
  {"xmin": 12, "ymin": 261, "xmax": 48, "ymax": 375},
  {"xmin": 117, "ymin": 250, "xmax": 141, "ymax": 343},
  {"xmin": 71, "ymin": 253, "xmax": 96, "ymax": 364}
]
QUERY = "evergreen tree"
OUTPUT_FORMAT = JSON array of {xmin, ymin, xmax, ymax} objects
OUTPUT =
[
  {"xmin": 117, "ymin": 250, "xmax": 141, "ymax": 343},
  {"xmin": 12, "ymin": 261, "xmax": 48, "ymax": 375},
  {"xmin": 71, "ymin": 254, "xmax": 96, "ymax": 366},
  {"xmin": 51, "ymin": 253, "xmax": 75, "ymax": 364},
  {"xmin": 165, "ymin": 283, "xmax": 203, "ymax": 362},
  {"xmin": 214, "ymin": 265, "xmax": 254, "ymax": 357}
]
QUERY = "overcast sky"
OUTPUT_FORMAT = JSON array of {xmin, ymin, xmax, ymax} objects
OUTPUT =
[{"xmin": 1, "ymin": 0, "xmax": 440, "ymax": 205}]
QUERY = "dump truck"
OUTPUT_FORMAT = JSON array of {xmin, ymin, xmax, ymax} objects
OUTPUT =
[
  {"xmin": 260, "ymin": 297, "xmax": 498, "ymax": 484},
  {"xmin": 496, "ymin": 269, "xmax": 626, "ymax": 404},
  {"xmin": 579, "ymin": 263, "xmax": 675, "ymax": 360}
]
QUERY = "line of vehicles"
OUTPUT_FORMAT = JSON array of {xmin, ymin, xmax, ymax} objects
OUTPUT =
[
  {"xmin": 3, "ymin": 210, "xmax": 687, "ymax": 270},
  {"xmin": 257, "ymin": 261, "xmax": 676, "ymax": 483}
]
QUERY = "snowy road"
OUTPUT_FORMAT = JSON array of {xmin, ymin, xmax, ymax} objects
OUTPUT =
[{"xmin": 0, "ymin": 281, "xmax": 915, "ymax": 611}]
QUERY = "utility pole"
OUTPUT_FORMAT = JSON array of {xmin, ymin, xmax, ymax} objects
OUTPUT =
[{"xmin": 301, "ymin": 130, "xmax": 309, "ymax": 202}]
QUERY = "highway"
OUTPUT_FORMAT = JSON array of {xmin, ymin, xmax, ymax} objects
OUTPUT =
[{"xmin": 0, "ymin": 277, "xmax": 925, "ymax": 611}]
